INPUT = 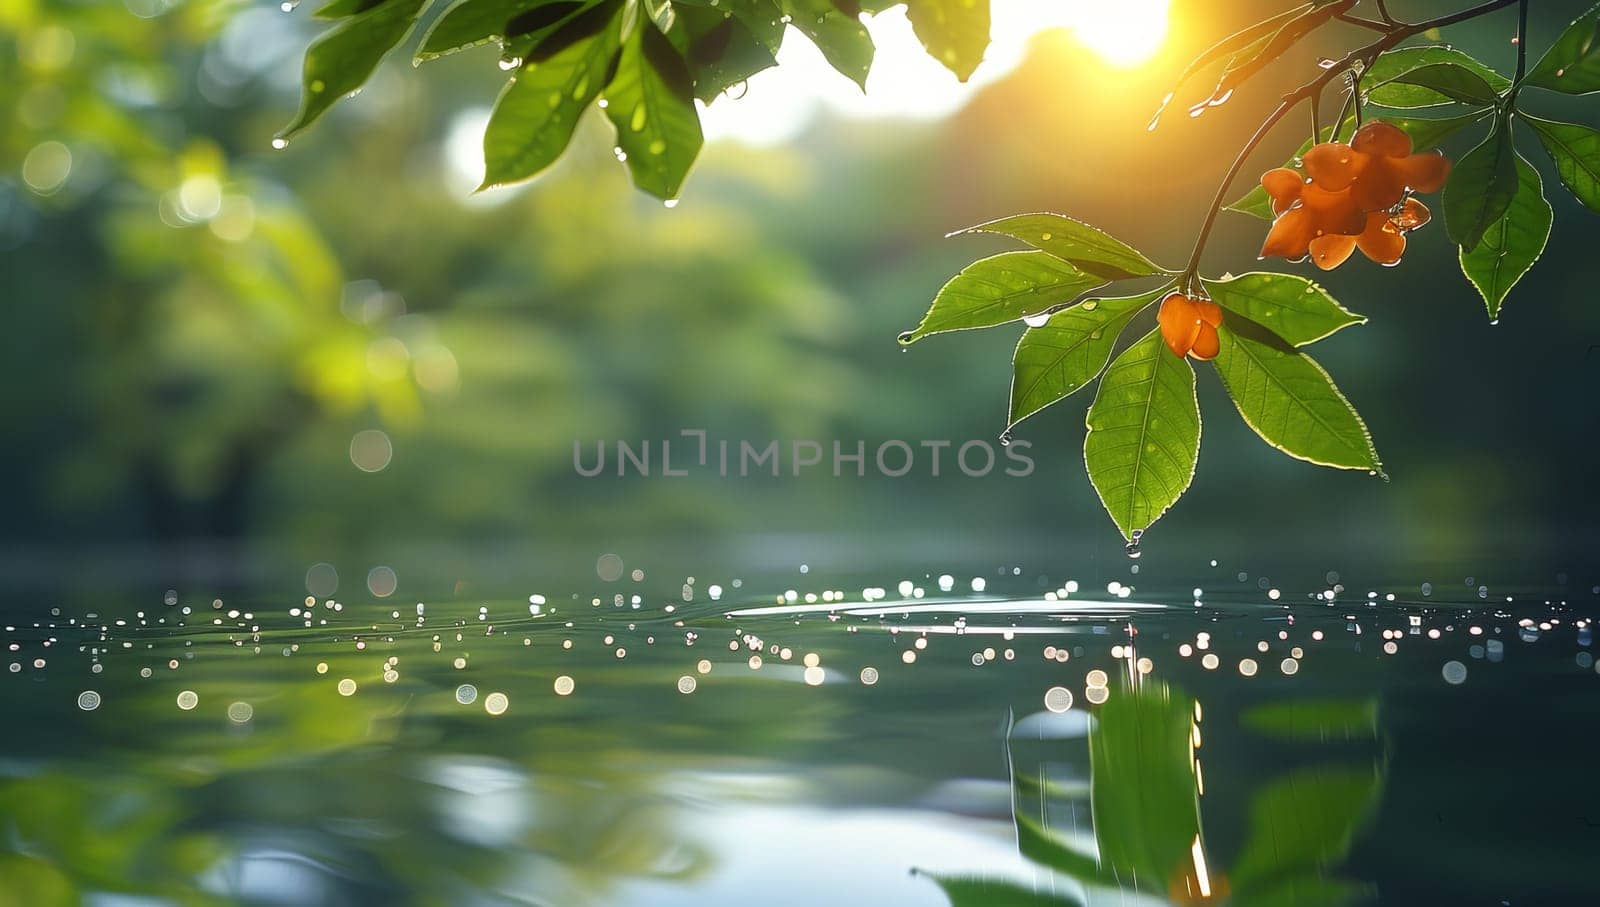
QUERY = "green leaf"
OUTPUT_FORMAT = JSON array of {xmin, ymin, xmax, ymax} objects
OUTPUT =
[
  {"xmin": 1201, "ymin": 272, "xmax": 1365, "ymax": 346},
  {"xmin": 956, "ymin": 213, "xmax": 1164, "ymax": 280},
  {"xmin": 669, "ymin": 5, "xmax": 781, "ymax": 102},
  {"xmin": 279, "ymin": 0, "xmax": 427, "ymax": 140},
  {"xmin": 1522, "ymin": 113, "xmax": 1600, "ymax": 213},
  {"xmin": 1224, "ymin": 113, "xmax": 1475, "ymax": 221},
  {"xmin": 603, "ymin": 21, "xmax": 704, "ymax": 199},
  {"xmin": 1230, "ymin": 764, "xmax": 1382, "ymax": 892},
  {"xmin": 783, "ymin": 0, "xmax": 874, "ymax": 88},
  {"xmin": 1524, "ymin": 3, "xmax": 1600, "ymax": 94},
  {"xmin": 1007, "ymin": 287, "xmax": 1164, "ymax": 430},
  {"xmin": 1086, "ymin": 681, "xmax": 1202, "ymax": 890},
  {"xmin": 1459, "ymin": 152, "xmax": 1551, "ymax": 320},
  {"xmin": 903, "ymin": 252, "xmax": 1105, "ymax": 343},
  {"xmin": 316, "ymin": 0, "xmax": 388, "ymax": 18},
  {"xmin": 1385, "ymin": 61, "xmax": 1499, "ymax": 105},
  {"xmin": 919, "ymin": 874, "xmax": 1084, "ymax": 907},
  {"xmin": 904, "ymin": 0, "xmax": 990, "ymax": 82},
  {"xmin": 1158, "ymin": 4, "xmax": 1313, "ymax": 120},
  {"xmin": 1381, "ymin": 109, "xmax": 1493, "ymax": 152},
  {"xmin": 1084, "ymin": 330, "xmax": 1200, "ymax": 540},
  {"xmin": 1364, "ymin": 45, "xmax": 1510, "ymax": 108},
  {"xmin": 1443, "ymin": 115, "xmax": 1517, "ymax": 251},
  {"xmin": 479, "ymin": 2, "xmax": 624, "ymax": 190},
  {"xmin": 1239, "ymin": 698, "xmax": 1378, "ymax": 742},
  {"xmin": 1212, "ymin": 324, "xmax": 1381, "ymax": 473},
  {"xmin": 415, "ymin": 0, "xmax": 587, "ymax": 63}
]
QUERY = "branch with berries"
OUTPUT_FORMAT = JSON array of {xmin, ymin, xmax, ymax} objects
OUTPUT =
[{"xmin": 904, "ymin": 0, "xmax": 1600, "ymax": 544}]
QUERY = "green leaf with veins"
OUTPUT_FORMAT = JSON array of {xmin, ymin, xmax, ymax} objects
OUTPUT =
[
  {"xmin": 279, "ymin": 0, "xmax": 427, "ymax": 140},
  {"xmin": 1524, "ymin": 3, "xmax": 1600, "ymax": 95},
  {"xmin": 1460, "ymin": 152, "xmax": 1551, "ymax": 320},
  {"xmin": 956, "ymin": 213, "xmax": 1165, "ymax": 279},
  {"xmin": 1202, "ymin": 272, "xmax": 1364, "ymax": 346},
  {"xmin": 1443, "ymin": 115, "xmax": 1517, "ymax": 251},
  {"xmin": 918, "ymin": 874, "xmax": 1083, "ymax": 907},
  {"xmin": 903, "ymin": 252, "xmax": 1105, "ymax": 343},
  {"xmin": 1363, "ymin": 45, "xmax": 1509, "ymax": 108},
  {"xmin": 1384, "ymin": 62, "xmax": 1499, "ymax": 106},
  {"xmin": 905, "ymin": 0, "xmax": 990, "ymax": 82},
  {"xmin": 1007, "ymin": 287, "xmax": 1164, "ymax": 430},
  {"xmin": 1212, "ymin": 323, "xmax": 1381, "ymax": 473},
  {"xmin": 783, "ymin": 0, "xmax": 874, "ymax": 88},
  {"xmin": 1084, "ymin": 329, "xmax": 1200, "ymax": 541},
  {"xmin": 1522, "ymin": 114, "xmax": 1600, "ymax": 213},
  {"xmin": 1224, "ymin": 113, "xmax": 1481, "ymax": 220},
  {"xmin": 604, "ymin": 21, "xmax": 703, "ymax": 199},
  {"xmin": 479, "ymin": 2, "xmax": 623, "ymax": 189}
]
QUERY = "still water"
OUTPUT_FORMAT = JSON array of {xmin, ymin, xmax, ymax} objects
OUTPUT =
[{"xmin": 2, "ymin": 563, "xmax": 1597, "ymax": 906}]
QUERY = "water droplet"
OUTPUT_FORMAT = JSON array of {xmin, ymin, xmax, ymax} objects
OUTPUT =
[
  {"xmin": 498, "ymin": 56, "xmax": 521, "ymax": 71},
  {"xmin": 1023, "ymin": 312, "xmax": 1050, "ymax": 327},
  {"xmin": 271, "ymin": 137, "xmax": 288, "ymax": 150},
  {"xmin": 662, "ymin": 198, "xmax": 679, "ymax": 208},
  {"xmin": 1080, "ymin": 299, "xmax": 1098, "ymax": 311},
  {"xmin": 896, "ymin": 330, "xmax": 915, "ymax": 345},
  {"xmin": 630, "ymin": 103, "xmax": 648, "ymax": 131}
]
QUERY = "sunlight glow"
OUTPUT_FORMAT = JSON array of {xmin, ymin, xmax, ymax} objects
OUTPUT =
[{"xmin": 1064, "ymin": 0, "xmax": 1170, "ymax": 66}]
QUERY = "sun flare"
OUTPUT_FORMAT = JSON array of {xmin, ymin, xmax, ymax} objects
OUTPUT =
[{"xmin": 1066, "ymin": 0, "xmax": 1171, "ymax": 66}]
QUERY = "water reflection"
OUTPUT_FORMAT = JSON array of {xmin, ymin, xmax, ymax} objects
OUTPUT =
[{"xmin": 1, "ymin": 582, "xmax": 1597, "ymax": 903}]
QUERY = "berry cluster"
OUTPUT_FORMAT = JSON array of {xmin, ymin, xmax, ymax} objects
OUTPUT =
[{"xmin": 1259, "ymin": 120, "xmax": 1451, "ymax": 269}]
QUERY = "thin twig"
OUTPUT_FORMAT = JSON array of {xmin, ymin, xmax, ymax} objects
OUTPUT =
[{"xmin": 1514, "ymin": 0, "xmax": 1530, "ymax": 83}]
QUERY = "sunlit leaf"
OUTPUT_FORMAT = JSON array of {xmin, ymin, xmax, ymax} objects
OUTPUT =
[
  {"xmin": 1364, "ymin": 45, "xmax": 1509, "ymax": 108},
  {"xmin": 479, "ymin": 2, "xmax": 624, "ymax": 189},
  {"xmin": 1158, "ymin": 4, "xmax": 1312, "ymax": 119},
  {"xmin": 0, "ymin": 853, "xmax": 76, "ymax": 907},
  {"xmin": 1230, "ymin": 764, "xmax": 1382, "ymax": 893},
  {"xmin": 904, "ymin": 252, "xmax": 1105, "ymax": 343},
  {"xmin": 783, "ymin": 0, "xmax": 874, "ymax": 88},
  {"xmin": 1201, "ymin": 272, "xmax": 1364, "ymax": 346},
  {"xmin": 905, "ymin": 0, "xmax": 989, "ymax": 82},
  {"xmin": 919, "ymin": 873, "xmax": 1084, "ymax": 907},
  {"xmin": 316, "ymin": 0, "xmax": 389, "ymax": 18},
  {"xmin": 1212, "ymin": 324, "xmax": 1381, "ymax": 473},
  {"xmin": 1084, "ymin": 330, "xmax": 1200, "ymax": 540},
  {"xmin": 1173, "ymin": 1, "xmax": 1354, "ymax": 118},
  {"xmin": 1460, "ymin": 152, "xmax": 1551, "ymax": 320},
  {"xmin": 1240, "ymin": 697, "xmax": 1378, "ymax": 741},
  {"xmin": 1522, "ymin": 113, "xmax": 1600, "ymax": 213},
  {"xmin": 279, "ymin": 0, "xmax": 427, "ymax": 140},
  {"xmin": 415, "ymin": 0, "xmax": 587, "ymax": 63},
  {"xmin": 1524, "ymin": 2, "xmax": 1600, "ymax": 95},
  {"xmin": 1443, "ymin": 114, "xmax": 1517, "ymax": 251},
  {"xmin": 1007, "ymin": 287, "xmax": 1164, "ymax": 430},
  {"xmin": 956, "ymin": 213, "xmax": 1165, "ymax": 280},
  {"xmin": 603, "ymin": 21, "xmax": 703, "ymax": 199},
  {"xmin": 1384, "ymin": 62, "xmax": 1499, "ymax": 106},
  {"xmin": 1086, "ymin": 681, "xmax": 1201, "ymax": 889}
]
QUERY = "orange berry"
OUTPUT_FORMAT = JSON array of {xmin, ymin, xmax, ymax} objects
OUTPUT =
[{"xmin": 1157, "ymin": 293, "xmax": 1223, "ymax": 360}]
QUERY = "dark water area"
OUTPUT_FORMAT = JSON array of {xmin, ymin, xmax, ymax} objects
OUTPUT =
[{"xmin": 3, "ymin": 561, "xmax": 1597, "ymax": 906}]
